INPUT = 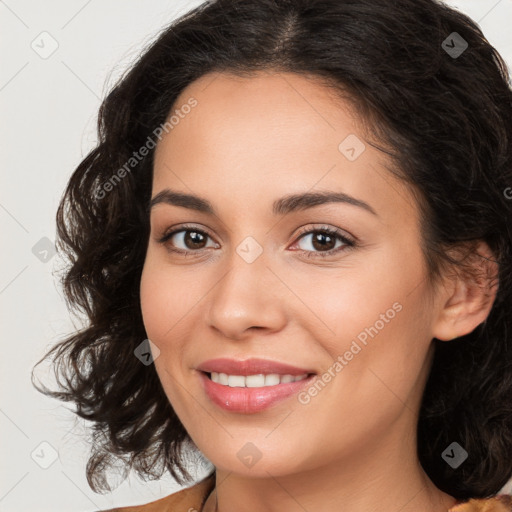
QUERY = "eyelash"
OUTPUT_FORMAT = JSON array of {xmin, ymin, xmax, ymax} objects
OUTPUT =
[
  {"xmin": 157, "ymin": 223, "xmax": 356, "ymax": 259},
  {"xmin": 294, "ymin": 225, "xmax": 356, "ymax": 258}
]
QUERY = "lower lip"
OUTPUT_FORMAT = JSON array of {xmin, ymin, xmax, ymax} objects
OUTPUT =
[{"xmin": 199, "ymin": 371, "xmax": 315, "ymax": 413}]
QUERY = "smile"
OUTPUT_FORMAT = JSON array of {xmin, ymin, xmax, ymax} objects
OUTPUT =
[
  {"xmin": 199, "ymin": 371, "xmax": 316, "ymax": 413},
  {"xmin": 208, "ymin": 372, "xmax": 310, "ymax": 387}
]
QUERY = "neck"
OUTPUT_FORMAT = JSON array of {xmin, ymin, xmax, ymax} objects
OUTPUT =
[{"xmin": 202, "ymin": 414, "xmax": 458, "ymax": 512}]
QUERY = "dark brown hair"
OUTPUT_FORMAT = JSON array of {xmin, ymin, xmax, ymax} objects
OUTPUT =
[{"xmin": 32, "ymin": 0, "xmax": 512, "ymax": 500}]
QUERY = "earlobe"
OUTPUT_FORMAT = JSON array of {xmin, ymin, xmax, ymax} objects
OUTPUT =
[{"xmin": 432, "ymin": 241, "xmax": 499, "ymax": 342}]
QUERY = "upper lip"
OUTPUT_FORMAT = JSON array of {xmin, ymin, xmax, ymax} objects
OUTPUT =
[{"xmin": 196, "ymin": 358, "xmax": 316, "ymax": 376}]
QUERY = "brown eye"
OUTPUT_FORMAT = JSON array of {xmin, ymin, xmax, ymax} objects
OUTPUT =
[
  {"xmin": 291, "ymin": 225, "xmax": 356, "ymax": 259},
  {"xmin": 302, "ymin": 231, "xmax": 338, "ymax": 251},
  {"xmin": 158, "ymin": 226, "xmax": 218, "ymax": 253},
  {"xmin": 181, "ymin": 230, "xmax": 208, "ymax": 249}
]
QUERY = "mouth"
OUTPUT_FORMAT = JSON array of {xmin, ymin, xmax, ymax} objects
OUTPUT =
[
  {"xmin": 203, "ymin": 371, "xmax": 313, "ymax": 387},
  {"xmin": 196, "ymin": 357, "xmax": 316, "ymax": 377},
  {"xmin": 198, "ymin": 369, "xmax": 317, "ymax": 414}
]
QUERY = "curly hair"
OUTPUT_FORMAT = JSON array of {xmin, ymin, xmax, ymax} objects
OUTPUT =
[{"xmin": 31, "ymin": 0, "xmax": 512, "ymax": 500}]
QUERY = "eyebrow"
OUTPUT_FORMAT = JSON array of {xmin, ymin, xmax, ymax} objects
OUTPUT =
[{"xmin": 149, "ymin": 188, "xmax": 378, "ymax": 217}]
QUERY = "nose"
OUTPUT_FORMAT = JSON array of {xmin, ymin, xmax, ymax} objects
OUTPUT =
[{"xmin": 205, "ymin": 250, "xmax": 287, "ymax": 341}]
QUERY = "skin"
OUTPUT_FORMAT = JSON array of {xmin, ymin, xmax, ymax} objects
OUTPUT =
[{"xmin": 139, "ymin": 70, "xmax": 497, "ymax": 512}]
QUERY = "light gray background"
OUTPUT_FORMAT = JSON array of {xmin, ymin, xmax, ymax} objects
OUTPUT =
[{"xmin": 1, "ymin": 1, "xmax": 511, "ymax": 510}]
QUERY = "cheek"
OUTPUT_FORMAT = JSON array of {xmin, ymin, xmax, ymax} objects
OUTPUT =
[
  {"xmin": 293, "ymin": 265, "xmax": 406, "ymax": 352},
  {"xmin": 300, "ymin": 245, "xmax": 430, "ymax": 376},
  {"xmin": 139, "ymin": 258, "xmax": 192, "ymax": 406},
  {"xmin": 140, "ymin": 263, "xmax": 166, "ymax": 339},
  {"xmin": 139, "ymin": 254, "xmax": 181, "ymax": 344},
  {"xmin": 139, "ymin": 253, "xmax": 201, "ymax": 339}
]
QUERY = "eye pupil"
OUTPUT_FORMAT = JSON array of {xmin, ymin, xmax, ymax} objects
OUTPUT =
[
  {"xmin": 185, "ymin": 231, "xmax": 206, "ymax": 249},
  {"xmin": 312, "ymin": 232, "xmax": 335, "ymax": 251},
  {"xmin": 161, "ymin": 226, "xmax": 351, "ymax": 257}
]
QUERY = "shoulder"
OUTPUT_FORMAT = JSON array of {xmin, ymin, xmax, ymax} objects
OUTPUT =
[
  {"xmin": 449, "ymin": 494, "xmax": 512, "ymax": 512},
  {"xmin": 99, "ymin": 473, "xmax": 216, "ymax": 512}
]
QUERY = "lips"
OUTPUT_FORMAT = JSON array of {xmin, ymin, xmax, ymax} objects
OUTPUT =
[
  {"xmin": 196, "ymin": 358, "xmax": 316, "ymax": 376},
  {"xmin": 195, "ymin": 358, "xmax": 317, "ymax": 413},
  {"xmin": 198, "ymin": 371, "xmax": 315, "ymax": 413}
]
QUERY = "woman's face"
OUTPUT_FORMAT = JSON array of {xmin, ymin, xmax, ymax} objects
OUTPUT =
[{"xmin": 140, "ymin": 70, "xmax": 446, "ymax": 477}]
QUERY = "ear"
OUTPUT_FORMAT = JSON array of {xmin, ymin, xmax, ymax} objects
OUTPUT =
[{"xmin": 432, "ymin": 241, "xmax": 499, "ymax": 341}]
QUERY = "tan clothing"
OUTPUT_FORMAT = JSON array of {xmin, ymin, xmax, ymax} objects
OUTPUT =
[{"xmin": 102, "ymin": 474, "xmax": 512, "ymax": 512}]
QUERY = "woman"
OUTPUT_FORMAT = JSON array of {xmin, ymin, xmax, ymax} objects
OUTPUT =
[{"xmin": 32, "ymin": 0, "xmax": 512, "ymax": 510}]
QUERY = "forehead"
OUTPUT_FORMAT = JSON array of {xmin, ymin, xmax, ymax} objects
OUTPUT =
[
  {"xmin": 156, "ymin": 70, "xmax": 361, "ymax": 159},
  {"xmin": 152, "ymin": 70, "xmax": 418, "ymax": 226}
]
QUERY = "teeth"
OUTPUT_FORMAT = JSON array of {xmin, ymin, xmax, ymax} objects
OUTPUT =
[
  {"xmin": 209, "ymin": 372, "xmax": 309, "ymax": 387},
  {"xmin": 227, "ymin": 375, "xmax": 245, "ymax": 387}
]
